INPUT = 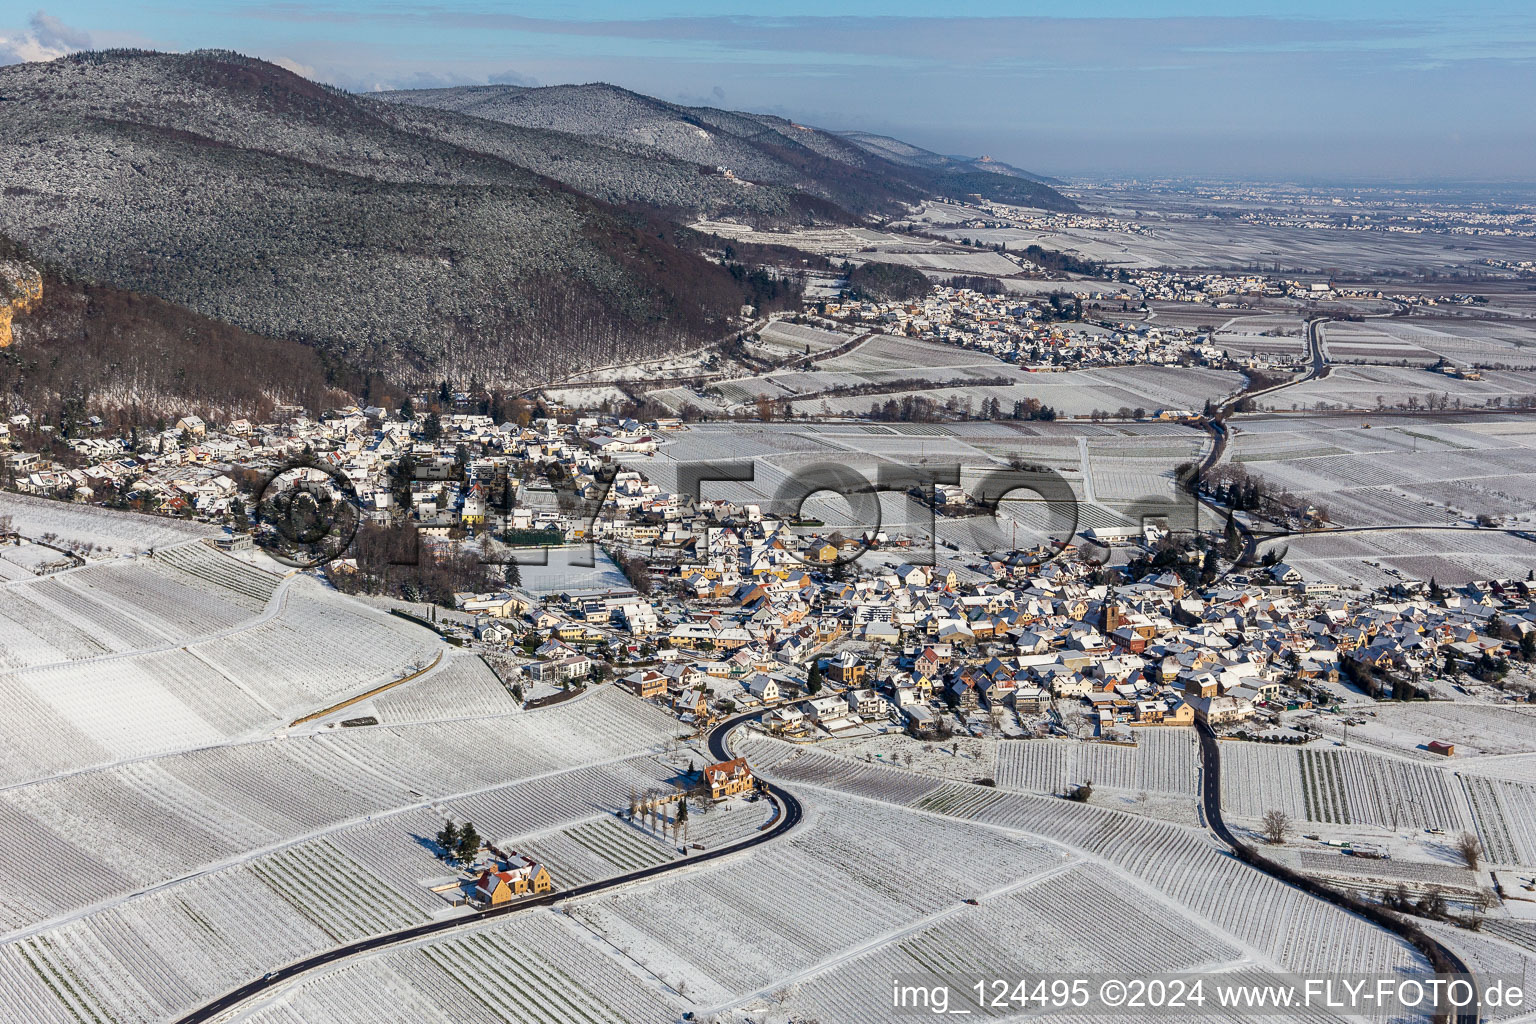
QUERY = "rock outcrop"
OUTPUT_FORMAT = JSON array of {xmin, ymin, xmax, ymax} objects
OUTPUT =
[{"xmin": 0, "ymin": 260, "xmax": 43, "ymax": 348}]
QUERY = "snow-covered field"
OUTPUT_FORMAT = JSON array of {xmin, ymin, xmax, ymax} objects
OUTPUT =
[
  {"xmin": 0, "ymin": 491, "xmax": 217, "ymax": 554},
  {"xmin": 791, "ymin": 364, "xmax": 1242, "ymax": 419},
  {"xmin": 0, "ymin": 682, "xmax": 690, "ymax": 1024},
  {"xmin": 997, "ymin": 730, "xmax": 1201, "ymax": 799},
  {"xmin": 1324, "ymin": 318, "xmax": 1536, "ymax": 369},
  {"xmin": 1232, "ymin": 413, "xmax": 1536, "ymax": 535},
  {"xmin": 1254, "ymin": 363, "xmax": 1536, "ymax": 412}
]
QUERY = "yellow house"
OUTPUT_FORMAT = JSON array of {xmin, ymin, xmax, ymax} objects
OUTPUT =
[
  {"xmin": 475, "ymin": 859, "xmax": 553, "ymax": 904},
  {"xmin": 702, "ymin": 758, "xmax": 754, "ymax": 800}
]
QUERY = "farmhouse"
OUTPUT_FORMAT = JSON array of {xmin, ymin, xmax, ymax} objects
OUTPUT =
[
  {"xmin": 474, "ymin": 856, "xmax": 553, "ymax": 904},
  {"xmin": 702, "ymin": 757, "xmax": 754, "ymax": 800}
]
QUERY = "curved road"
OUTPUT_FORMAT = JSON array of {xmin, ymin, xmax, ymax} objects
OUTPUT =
[
  {"xmin": 176, "ymin": 710, "xmax": 799, "ymax": 1024},
  {"xmin": 1195, "ymin": 721, "xmax": 1478, "ymax": 1024}
]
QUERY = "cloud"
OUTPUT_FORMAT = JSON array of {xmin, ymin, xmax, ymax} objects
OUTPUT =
[
  {"xmin": 0, "ymin": 10, "xmax": 92, "ymax": 64},
  {"xmin": 488, "ymin": 68, "xmax": 538, "ymax": 86},
  {"xmin": 270, "ymin": 55, "xmax": 318, "ymax": 79}
]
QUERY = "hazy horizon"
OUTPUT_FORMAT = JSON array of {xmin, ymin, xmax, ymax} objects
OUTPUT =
[{"xmin": 4, "ymin": 1, "xmax": 1534, "ymax": 184}]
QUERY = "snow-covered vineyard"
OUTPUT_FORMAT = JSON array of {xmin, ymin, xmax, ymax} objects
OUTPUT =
[
  {"xmin": 0, "ymin": 514, "xmax": 1530, "ymax": 1023},
  {"xmin": 223, "ymin": 738, "xmax": 1449, "ymax": 1024},
  {"xmin": 0, "ymin": 533, "xmax": 728, "ymax": 1024},
  {"xmin": 0, "ymin": 544, "xmax": 445, "ymax": 787}
]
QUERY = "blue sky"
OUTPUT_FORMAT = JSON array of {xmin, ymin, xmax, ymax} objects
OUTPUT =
[{"xmin": 3, "ymin": 2, "xmax": 1534, "ymax": 181}]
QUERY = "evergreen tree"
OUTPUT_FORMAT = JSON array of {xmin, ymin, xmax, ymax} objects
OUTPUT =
[
  {"xmin": 456, "ymin": 821, "xmax": 482, "ymax": 863},
  {"xmin": 435, "ymin": 821, "xmax": 459, "ymax": 857}
]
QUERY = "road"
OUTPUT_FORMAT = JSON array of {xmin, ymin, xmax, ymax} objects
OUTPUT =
[
  {"xmin": 175, "ymin": 710, "xmax": 800, "ymax": 1024},
  {"xmin": 1194, "ymin": 720, "xmax": 1478, "ymax": 1024}
]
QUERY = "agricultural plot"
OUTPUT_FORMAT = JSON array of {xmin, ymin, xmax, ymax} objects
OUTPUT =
[
  {"xmin": 1219, "ymin": 741, "xmax": 1310, "ymax": 820},
  {"xmin": 6, "ymin": 868, "xmax": 336, "ymax": 1024},
  {"xmin": 855, "ymin": 249, "xmax": 1027, "ymax": 276},
  {"xmin": 1461, "ymin": 776, "xmax": 1536, "ymax": 866},
  {"xmin": 1342, "ymin": 702, "xmax": 1536, "ymax": 759},
  {"xmin": 1233, "ymin": 413, "xmax": 1536, "ymax": 532},
  {"xmin": 574, "ymin": 791, "xmax": 1060, "ymax": 1002},
  {"xmin": 816, "ymin": 334, "xmax": 996, "ymax": 373},
  {"xmin": 370, "ymin": 654, "xmax": 517, "ymax": 724},
  {"xmin": 1324, "ymin": 318, "xmax": 1536, "ymax": 369},
  {"xmin": 1216, "ymin": 314, "xmax": 1308, "ymax": 360},
  {"xmin": 227, "ymin": 958, "xmax": 461, "ymax": 1024},
  {"xmin": 755, "ymin": 320, "xmax": 855, "ymax": 357},
  {"xmin": 1221, "ymin": 742, "xmax": 1465, "ymax": 831},
  {"xmin": 766, "ymin": 748, "xmax": 1425, "ymax": 978},
  {"xmin": 779, "ymin": 864, "xmax": 1243, "ymax": 1024},
  {"xmin": 412, "ymin": 912, "xmax": 682, "ymax": 1024},
  {"xmin": 522, "ymin": 818, "xmax": 674, "ymax": 887},
  {"xmin": 195, "ymin": 582, "xmax": 442, "ymax": 713},
  {"xmin": 1422, "ymin": 923, "xmax": 1536, "ymax": 1023},
  {"xmin": 0, "ymin": 491, "xmax": 215, "ymax": 555},
  {"xmin": 0, "ymin": 577, "xmax": 447, "ymax": 788},
  {"xmin": 997, "ymin": 733, "xmax": 1199, "ymax": 799},
  {"xmin": 153, "ymin": 540, "xmax": 282, "ymax": 605},
  {"xmin": 1263, "ymin": 529, "xmax": 1536, "ymax": 587},
  {"xmin": 444, "ymin": 755, "xmax": 674, "ymax": 842},
  {"xmin": 1253, "ymin": 364, "xmax": 1536, "ymax": 412},
  {"xmin": 792, "ymin": 364, "xmax": 1242, "ymax": 419},
  {"xmin": 250, "ymin": 839, "xmax": 429, "ymax": 943}
]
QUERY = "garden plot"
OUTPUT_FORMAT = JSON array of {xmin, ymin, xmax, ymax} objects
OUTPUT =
[
  {"xmin": 1254, "ymin": 364, "xmax": 1536, "ymax": 412},
  {"xmin": 1461, "ymin": 776, "xmax": 1536, "ymax": 866},
  {"xmin": 573, "ymin": 791, "xmax": 1059, "ymax": 1003},
  {"xmin": 0, "ymin": 491, "xmax": 215, "ymax": 555}
]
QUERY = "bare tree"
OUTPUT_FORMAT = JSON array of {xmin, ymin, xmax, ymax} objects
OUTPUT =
[
  {"xmin": 1456, "ymin": 831, "xmax": 1482, "ymax": 871},
  {"xmin": 1261, "ymin": 809, "xmax": 1291, "ymax": 845}
]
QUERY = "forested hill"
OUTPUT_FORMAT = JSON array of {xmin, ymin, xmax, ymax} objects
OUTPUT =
[{"xmin": 0, "ymin": 50, "xmax": 1072, "ymax": 388}]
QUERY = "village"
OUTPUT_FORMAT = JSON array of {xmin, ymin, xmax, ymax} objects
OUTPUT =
[{"xmin": 0, "ymin": 378, "xmax": 1530, "ymax": 761}]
